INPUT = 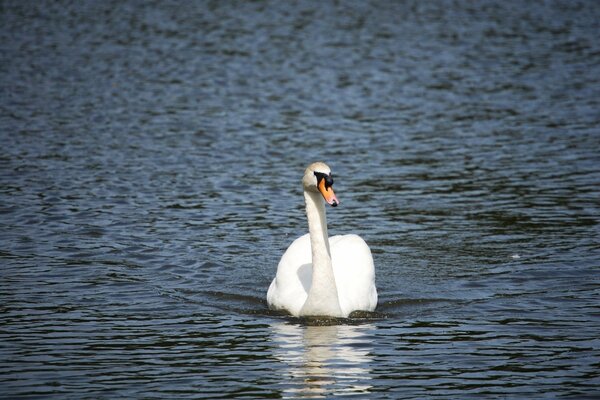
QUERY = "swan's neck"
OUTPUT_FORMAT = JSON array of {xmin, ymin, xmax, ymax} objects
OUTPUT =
[{"xmin": 300, "ymin": 190, "xmax": 343, "ymax": 317}]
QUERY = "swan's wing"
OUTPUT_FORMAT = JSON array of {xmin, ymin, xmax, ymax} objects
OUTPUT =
[
  {"xmin": 267, "ymin": 233, "xmax": 312, "ymax": 316},
  {"xmin": 331, "ymin": 234, "xmax": 378, "ymax": 315}
]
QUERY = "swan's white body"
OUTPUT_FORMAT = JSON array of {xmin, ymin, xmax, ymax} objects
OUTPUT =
[{"xmin": 267, "ymin": 162, "xmax": 377, "ymax": 317}]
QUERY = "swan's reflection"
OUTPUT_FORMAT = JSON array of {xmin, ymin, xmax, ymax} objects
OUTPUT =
[{"xmin": 270, "ymin": 322, "xmax": 374, "ymax": 398}]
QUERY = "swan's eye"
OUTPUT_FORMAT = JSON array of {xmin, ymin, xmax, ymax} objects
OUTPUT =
[{"xmin": 314, "ymin": 172, "xmax": 334, "ymax": 189}]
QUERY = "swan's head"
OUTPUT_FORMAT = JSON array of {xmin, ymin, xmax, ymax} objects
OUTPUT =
[{"xmin": 303, "ymin": 162, "xmax": 339, "ymax": 207}]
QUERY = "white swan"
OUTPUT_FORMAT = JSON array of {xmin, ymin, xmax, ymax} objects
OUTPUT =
[{"xmin": 267, "ymin": 162, "xmax": 377, "ymax": 317}]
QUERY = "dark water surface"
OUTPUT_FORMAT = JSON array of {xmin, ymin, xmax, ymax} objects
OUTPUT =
[{"xmin": 2, "ymin": 0, "xmax": 600, "ymax": 398}]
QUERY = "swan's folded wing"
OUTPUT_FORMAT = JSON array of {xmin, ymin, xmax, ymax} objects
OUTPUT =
[
  {"xmin": 267, "ymin": 234, "xmax": 312, "ymax": 316},
  {"xmin": 330, "ymin": 234, "xmax": 378, "ymax": 315}
]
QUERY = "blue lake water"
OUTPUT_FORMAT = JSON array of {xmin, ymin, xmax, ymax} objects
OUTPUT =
[{"xmin": 1, "ymin": 0, "xmax": 599, "ymax": 398}]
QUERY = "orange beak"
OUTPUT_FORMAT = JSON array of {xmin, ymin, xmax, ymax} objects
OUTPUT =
[{"xmin": 318, "ymin": 178, "xmax": 339, "ymax": 207}]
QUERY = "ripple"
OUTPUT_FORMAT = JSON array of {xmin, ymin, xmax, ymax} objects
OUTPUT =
[{"xmin": 1, "ymin": 0, "xmax": 600, "ymax": 398}]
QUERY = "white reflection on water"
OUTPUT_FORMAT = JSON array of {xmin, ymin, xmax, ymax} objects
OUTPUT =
[{"xmin": 270, "ymin": 322, "xmax": 374, "ymax": 398}]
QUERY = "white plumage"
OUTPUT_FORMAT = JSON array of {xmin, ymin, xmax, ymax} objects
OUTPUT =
[{"xmin": 267, "ymin": 162, "xmax": 377, "ymax": 317}]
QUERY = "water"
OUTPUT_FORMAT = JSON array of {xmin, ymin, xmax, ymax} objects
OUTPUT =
[{"xmin": 1, "ymin": 0, "xmax": 599, "ymax": 398}]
